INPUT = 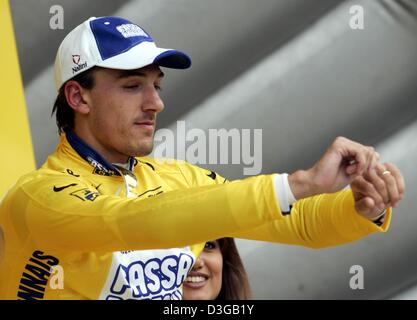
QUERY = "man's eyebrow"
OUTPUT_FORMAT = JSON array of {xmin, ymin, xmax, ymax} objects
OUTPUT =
[{"xmin": 116, "ymin": 70, "xmax": 165, "ymax": 79}]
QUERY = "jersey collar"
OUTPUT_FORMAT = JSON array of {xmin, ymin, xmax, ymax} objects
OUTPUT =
[{"xmin": 65, "ymin": 129, "xmax": 136, "ymax": 176}]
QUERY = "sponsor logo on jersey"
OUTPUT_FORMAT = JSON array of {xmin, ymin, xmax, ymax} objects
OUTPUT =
[
  {"xmin": 70, "ymin": 188, "xmax": 99, "ymax": 202},
  {"xmin": 66, "ymin": 169, "xmax": 80, "ymax": 177},
  {"xmin": 17, "ymin": 251, "xmax": 59, "ymax": 300},
  {"xmin": 87, "ymin": 157, "xmax": 117, "ymax": 176},
  {"xmin": 101, "ymin": 251, "xmax": 195, "ymax": 300},
  {"xmin": 53, "ymin": 183, "xmax": 77, "ymax": 192}
]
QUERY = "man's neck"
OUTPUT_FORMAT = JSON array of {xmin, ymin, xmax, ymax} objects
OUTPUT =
[{"xmin": 72, "ymin": 127, "xmax": 129, "ymax": 164}]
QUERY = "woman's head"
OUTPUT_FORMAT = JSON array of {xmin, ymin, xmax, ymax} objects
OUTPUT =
[{"xmin": 182, "ymin": 238, "xmax": 251, "ymax": 300}]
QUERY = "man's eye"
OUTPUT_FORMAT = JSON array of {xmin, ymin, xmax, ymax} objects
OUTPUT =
[
  {"xmin": 154, "ymin": 85, "xmax": 162, "ymax": 91},
  {"xmin": 124, "ymin": 84, "xmax": 140, "ymax": 90}
]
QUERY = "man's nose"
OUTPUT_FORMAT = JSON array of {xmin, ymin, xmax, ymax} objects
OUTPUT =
[{"xmin": 142, "ymin": 87, "xmax": 164, "ymax": 114}]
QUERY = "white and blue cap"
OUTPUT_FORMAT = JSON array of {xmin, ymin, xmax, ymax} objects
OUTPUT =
[{"xmin": 54, "ymin": 16, "xmax": 191, "ymax": 90}]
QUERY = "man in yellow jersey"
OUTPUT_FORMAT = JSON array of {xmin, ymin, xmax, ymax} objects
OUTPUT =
[{"xmin": 0, "ymin": 16, "xmax": 405, "ymax": 300}]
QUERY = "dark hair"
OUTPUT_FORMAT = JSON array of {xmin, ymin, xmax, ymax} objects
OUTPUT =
[
  {"xmin": 51, "ymin": 67, "xmax": 97, "ymax": 134},
  {"xmin": 215, "ymin": 238, "xmax": 252, "ymax": 300}
]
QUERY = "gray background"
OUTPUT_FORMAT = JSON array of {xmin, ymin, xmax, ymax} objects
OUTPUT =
[{"xmin": 10, "ymin": 0, "xmax": 417, "ymax": 299}]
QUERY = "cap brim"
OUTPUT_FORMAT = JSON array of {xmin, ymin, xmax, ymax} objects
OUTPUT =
[
  {"xmin": 96, "ymin": 41, "xmax": 191, "ymax": 70},
  {"xmin": 153, "ymin": 50, "xmax": 191, "ymax": 69}
]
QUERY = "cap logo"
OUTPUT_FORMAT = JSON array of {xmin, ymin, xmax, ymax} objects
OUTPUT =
[
  {"xmin": 116, "ymin": 24, "xmax": 148, "ymax": 38},
  {"xmin": 71, "ymin": 54, "xmax": 87, "ymax": 74},
  {"xmin": 72, "ymin": 55, "xmax": 81, "ymax": 65}
]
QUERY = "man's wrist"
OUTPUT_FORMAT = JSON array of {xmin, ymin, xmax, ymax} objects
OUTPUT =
[
  {"xmin": 369, "ymin": 209, "xmax": 387, "ymax": 221},
  {"xmin": 288, "ymin": 170, "xmax": 316, "ymax": 200},
  {"xmin": 369, "ymin": 209, "xmax": 387, "ymax": 226}
]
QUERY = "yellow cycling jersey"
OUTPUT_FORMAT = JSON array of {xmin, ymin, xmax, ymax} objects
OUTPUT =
[{"xmin": 0, "ymin": 131, "xmax": 391, "ymax": 300}]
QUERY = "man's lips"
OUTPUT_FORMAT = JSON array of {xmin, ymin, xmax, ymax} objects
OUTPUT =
[
  {"xmin": 135, "ymin": 120, "xmax": 155, "ymax": 126},
  {"xmin": 134, "ymin": 120, "xmax": 155, "ymax": 130}
]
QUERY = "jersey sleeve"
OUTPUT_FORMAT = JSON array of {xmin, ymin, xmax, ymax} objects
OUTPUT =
[
  {"xmin": 6, "ymin": 172, "xmax": 282, "ymax": 252},
  {"xmin": 174, "ymin": 160, "xmax": 228, "ymax": 187},
  {"xmin": 229, "ymin": 188, "xmax": 392, "ymax": 248},
  {"xmin": 175, "ymin": 163, "xmax": 392, "ymax": 249}
]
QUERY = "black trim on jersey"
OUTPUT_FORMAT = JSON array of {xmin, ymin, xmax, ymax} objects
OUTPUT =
[
  {"xmin": 138, "ymin": 186, "xmax": 162, "ymax": 198},
  {"xmin": 138, "ymin": 160, "xmax": 155, "ymax": 171},
  {"xmin": 282, "ymin": 205, "xmax": 293, "ymax": 216},
  {"xmin": 207, "ymin": 171, "xmax": 217, "ymax": 180}
]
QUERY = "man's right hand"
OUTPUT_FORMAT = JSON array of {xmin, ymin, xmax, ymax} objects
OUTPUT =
[
  {"xmin": 288, "ymin": 137, "xmax": 380, "ymax": 200},
  {"xmin": 351, "ymin": 162, "xmax": 405, "ymax": 220}
]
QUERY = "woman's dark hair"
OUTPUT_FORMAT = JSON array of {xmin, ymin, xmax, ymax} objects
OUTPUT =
[
  {"xmin": 51, "ymin": 67, "xmax": 97, "ymax": 134},
  {"xmin": 215, "ymin": 237, "xmax": 252, "ymax": 300}
]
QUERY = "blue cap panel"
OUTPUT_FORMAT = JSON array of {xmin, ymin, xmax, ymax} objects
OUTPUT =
[{"xmin": 90, "ymin": 16, "xmax": 154, "ymax": 60}]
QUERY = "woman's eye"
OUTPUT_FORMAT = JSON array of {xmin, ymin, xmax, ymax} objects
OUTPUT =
[{"xmin": 204, "ymin": 241, "xmax": 217, "ymax": 250}]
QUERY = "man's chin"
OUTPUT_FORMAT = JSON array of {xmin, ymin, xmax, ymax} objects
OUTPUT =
[{"xmin": 131, "ymin": 142, "xmax": 154, "ymax": 158}]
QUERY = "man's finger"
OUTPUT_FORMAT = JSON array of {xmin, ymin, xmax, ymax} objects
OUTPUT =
[
  {"xmin": 365, "ymin": 165, "xmax": 389, "ymax": 204},
  {"xmin": 346, "ymin": 148, "xmax": 366, "ymax": 176},
  {"xmin": 355, "ymin": 197, "xmax": 376, "ymax": 216},
  {"xmin": 351, "ymin": 176, "xmax": 384, "ymax": 208},
  {"xmin": 385, "ymin": 163, "xmax": 406, "ymax": 197},
  {"xmin": 377, "ymin": 165, "xmax": 400, "ymax": 207},
  {"xmin": 368, "ymin": 147, "xmax": 379, "ymax": 171},
  {"xmin": 345, "ymin": 144, "xmax": 377, "ymax": 176}
]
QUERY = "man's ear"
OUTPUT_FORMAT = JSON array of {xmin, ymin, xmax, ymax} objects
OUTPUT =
[{"xmin": 64, "ymin": 81, "xmax": 91, "ymax": 114}]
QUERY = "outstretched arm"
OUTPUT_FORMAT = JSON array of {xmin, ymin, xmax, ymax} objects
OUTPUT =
[{"xmin": 231, "ymin": 137, "xmax": 405, "ymax": 247}]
